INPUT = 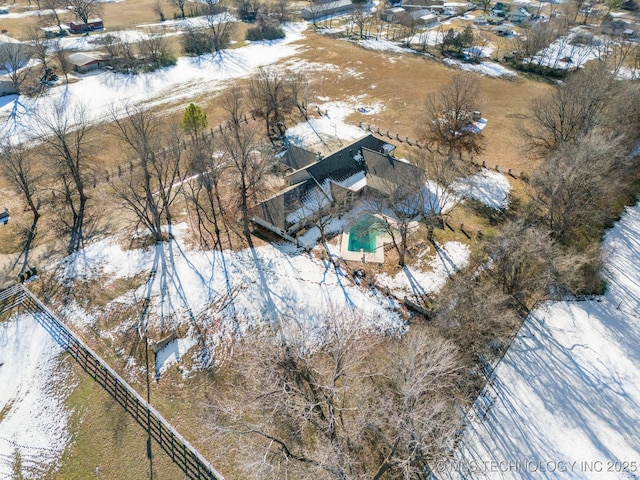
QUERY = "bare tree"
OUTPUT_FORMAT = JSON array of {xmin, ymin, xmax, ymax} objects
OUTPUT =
[
  {"xmin": 36, "ymin": 102, "xmax": 94, "ymax": 254},
  {"xmin": 203, "ymin": 2, "xmax": 236, "ymax": 52},
  {"xmin": 212, "ymin": 315, "xmax": 462, "ymax": 479},
  {"xmin": 172, "ymin": 0, "xmax": 187, "ymax": 19},
  {"xmin": 0, "ymin": 144, "xmax": 43, "ymax": 269},
  {"xmin": 220, "ymin": 86, "xmax": 270, "ymax": 248},
  {"xmin": 0, "ymin": 42, "xmax": 32, "ymax": 95},
  {"xmin": 419, "ymin": 74, "xmax": 484, "ymax": 161},
  {"xmin": 184, "ymin": 136, "xmax": 233, "ymax": 250},
  {"xmin": 530, "ymin": 130, "xmax": 621, "ymax": 242},
  {"xmin": 26, "ymin": 24, "xmax": 52, "ymax": 80},
  {"xmin": 415, "ymin": 151, "xmax": 464, "ymax": 241},
  {"xmin": 66, "ymin": 0, "xmax": 102, "ymax": 24},
  {"xmin": 248, "ymin": 67, "xmax": 298, "ymax": 136},
  {"xmin": 51, "ymin": 40, "xmax": 72, "ymax": 82},
  {"xmin": 35, "ymin": 0, "xmax": 65, "ymax": 32},
  {"xmin": 110, "ymin": 106, "xmax": 185, "ymax": 242}
]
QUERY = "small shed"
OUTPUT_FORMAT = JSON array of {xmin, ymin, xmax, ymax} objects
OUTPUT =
[
  {"xmin": 68, "ymin": 18, "xmax": 104, "ymax": 34},
  {"xmin": 68, "ymin": 52, "xmax": 107, "ymax": 73}
]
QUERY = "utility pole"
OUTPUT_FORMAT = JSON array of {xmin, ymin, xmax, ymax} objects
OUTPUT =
[{"xmin": 134, "ymin": 293, "xmax": 154, "ymax": 480}]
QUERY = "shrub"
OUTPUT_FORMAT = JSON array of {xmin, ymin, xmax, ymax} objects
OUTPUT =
[{"xmin": 246, "ymin": 24, "xmax": 285, "ymax": 41}]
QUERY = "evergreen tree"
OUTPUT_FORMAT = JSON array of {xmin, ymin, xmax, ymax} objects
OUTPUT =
[{"xmin": 182, "ymin": 103, "xmax": 208, "ymax": 137}]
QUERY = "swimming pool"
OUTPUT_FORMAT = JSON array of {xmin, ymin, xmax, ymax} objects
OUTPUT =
[{"xmin": 348, "ymin": 215, "xmax": 384, "ymax": 253}]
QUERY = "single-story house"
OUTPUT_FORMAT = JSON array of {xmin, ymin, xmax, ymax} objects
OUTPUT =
[
  {"xmin": 400, "ymin": 0, "xmax": 445, "ymax": 6},
  {"xmin": 493, "ymin": 24, "xmax": 513, "ymax": 35},
  {"xmin": 67, "ymin": 51, "xmax": 108, "ymax": 73},
  {"xmin": 382, "ymin": 6, "xmax": 406, "ymax": 22},
  {"xmin": 505, "ymin": 7, "xmax": 531, "ymax": 22},
  {"xmin": 491, "ymin": 1, "xmax": 512, "ymax": 16},
  {"xmin": 301, "ymin": 0, "xmax": 356, "ymax": 20},
  {"xmin": 68, "ymin": 18, "xmax": 104, "ymax": 34},
  {"xmin": 251, "ymin": 134, "xmax": 427, "ymax": 236},
  {"xmin": 0, "ymin": 75, "xmax": 17, "ymax": 96}
]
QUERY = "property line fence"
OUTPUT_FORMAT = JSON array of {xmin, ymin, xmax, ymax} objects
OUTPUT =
[
  {"xmin": 358, "ymin": 121, "xmax": 529, "ymax": 181},
  {"xmin": 0, "ymin": 283, "xmax": 224, "ymax": 480}
]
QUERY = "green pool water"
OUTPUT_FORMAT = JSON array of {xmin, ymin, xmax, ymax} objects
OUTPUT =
[{"xmin": 348, "ymin": 215, "xmax": 384, "ymax": 253}]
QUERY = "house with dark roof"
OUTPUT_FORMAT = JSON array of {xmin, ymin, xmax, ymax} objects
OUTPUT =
[{"xmin": 251, "ymin": 135, "xmax": 425, "ymax": 237}]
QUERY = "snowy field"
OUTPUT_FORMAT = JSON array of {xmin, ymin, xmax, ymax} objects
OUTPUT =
[
  {"xmin": 0, "ymin": 315, "xmax": 70, "ymax": 479},
  {"xmin": 0, "ymin": 23, "xmax": 308, "ymax": 144},
  {"xmin": 442, "ymin": 199, "xmax": 640, "ymax": 480}
]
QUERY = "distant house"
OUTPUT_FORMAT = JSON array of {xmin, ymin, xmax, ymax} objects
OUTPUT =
[
  {"xmin": 67, "ymin": 52, "xmax": 108, "ymax": 73},
  {"xmin": 382, "ymin": 6, "xmax": 406, "ymax": 22},
  {"xmin": 301, "ymin": 0, "xmax": 356, "ymax": 20},
  {"xmin": 251, "ymin": 134, "xmax": 427, "ymax": 236},
  {"xmin": 0, "ymin": 75, "xmax": 17, "ymax": 96},
  {"xmin": 505, "ymin": 7, "xmax": 531, "ymax": 22},
  {"xmin": 493, "ymin": 24, "xmax": 513, "ymax": 35},
  {"xmin": 491, "ymin": 1, "xmax": 511, "ymax": 16},
  {"xmin": 68, "ymin": 18, "xmax": 104, "ymax": 34}
]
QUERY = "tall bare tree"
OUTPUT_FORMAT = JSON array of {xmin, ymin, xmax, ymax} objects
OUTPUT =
[
  {"xmin": 522, "ymin": 65, "xmax": 613, "ymax": 154},
  {"xmin": 248, "ymin": 67, "xmax": 299, "ymax": 136},
  {"xmin": 0, "ymin": 42, "xmax": 32, "ymax": 95},
  {"xmin": 0, "ymin": 144, "xmax": 43, "ymax": 269},
  {"xmin": 220, "ymin": 86, "xmax": 269, "ymax": 248},
  {"xmin": 419, "ymin": 74, "xmax": 484, "ymax": 161},
  {"xmin": 111, "ymin": 106, "xmax": 185, "ymax": 242},
  {"xmin": 36, "ymin": 102, "xmax": 94, "ymax": 254},
  {"xmin": 530, "ymin": 130, "xmax": 621, "ymax": 242},
  {"xmin": 185, "ymin": 136, "xmax": 233, "ymax": 250},
  {"xmin": 212, "ymin": 317, "xmax": 462, "ymax": 479},
  {"xmin": 66, "ymin": 0, "xmax": 102, "ymax": 24}
]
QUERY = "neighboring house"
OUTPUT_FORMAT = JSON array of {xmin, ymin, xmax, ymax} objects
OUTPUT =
[
  {"xmin": 68, "ymin": 18, "xmax": 104, "ymax": 34},
  {"xmin": 505, "ymin": 6, "xmax": 531, "ymax": 22},
  {"xmin": 382, "ymin": 6, "xmax": 406, "ymax": 22},
  {"xmin": 491, "ymin": 1, "xmax": 511, "ymax": 16},
  {"xmin": 301, "ymin": 0, "xmax": 356, "ymax": 20},
  {"xmin": 400, "ymin": 0, "xmax": 445, "ymax": 6},
  {"xmin": 67, "ymin": 52, "xmax": 108, "ymax": 73},
  {"xmin": 493, "ymin": 24, "xmax": 513, "ymax": 35},
  {"xmin": 251, "ymin": 134, "xmax": 426, "ymax": 236},
  {"xmin": 0, "ymin": 75, "xmax": 17, "ymax": 96}
]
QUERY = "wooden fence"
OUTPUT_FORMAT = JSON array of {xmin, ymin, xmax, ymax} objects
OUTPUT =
[
  {"xmin": 0, "ymin": 283, "xmax": 224, "ymax": 480},
  {"xmin": 358, "ymin": 122, "xmax": 529, "ymax": 181}
]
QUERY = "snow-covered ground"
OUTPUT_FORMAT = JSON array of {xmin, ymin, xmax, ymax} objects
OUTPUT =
[
  {"xmin": 0, "ymin": 315, "xmax": 71, "ymax": 479},
  {"xmin": 444, "ymin": 57, "xmax": 517, "ymax": 77},
  {"xmin": 454, "ymin": 168, "xmax": 512, "ymax": 210},
  {"xmin": 443, "ymin": 199, "xmax": 640, "ymax": 479},
  {"xmin": 0, "ymin": 23, "xmax": 308, "ymax": 144},
  {"xmin": 530, "ymin": 30, "xmax": 602, "ymax": 70},
  {"xmin": 285, "ymin": 100, "xmax": 372, "ymax": 151},
  {"xmin": 55, "ymin": 222, "xmax": 407, "ymax": 369},
  {"xmin": 376, "ymin": 241, "xmax": 470, "ymax": 300}
]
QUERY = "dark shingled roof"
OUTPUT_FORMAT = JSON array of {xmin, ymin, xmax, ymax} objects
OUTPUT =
[
  {"xmin": 281, "ymin": 145, "xmax": 318, "ymax": 171},
  {"xmin": 362, "ymin": 148, "xmax": 424, "ymax": 184}
]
